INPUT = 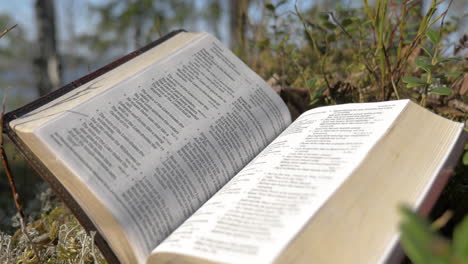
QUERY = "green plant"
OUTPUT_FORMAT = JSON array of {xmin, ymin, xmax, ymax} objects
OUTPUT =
[
  {"xmin": 400, "ymin": 206, "xmax": 468, "ymax": 264},
  {"xmin": 246, "ymin": 0, "xmax": 466, "ymax": 112},
  {"xmin": 402, "ymin": 26, "xmax": 462, "ymax": 106}
]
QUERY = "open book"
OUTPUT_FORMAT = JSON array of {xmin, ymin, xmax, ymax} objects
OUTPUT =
[{"xmin": 4, "ymin": 31, "xmax": 467, "ymax": 264}]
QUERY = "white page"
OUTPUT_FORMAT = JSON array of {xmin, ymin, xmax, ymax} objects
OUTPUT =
[
  {"xmin": 152, "ymin": 100, "xmax": 409, "ymax": 264},
  {"xmin": 34, "ymin": 33, "xmax": 290, "ymax": 262}
]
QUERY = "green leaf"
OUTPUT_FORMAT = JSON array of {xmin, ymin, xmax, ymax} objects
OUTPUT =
[
  {"xmin": 319, "ymin": 13, "xmax": 329, "ymax": 21},
  {"xmin": 444, "ymin": 71, "xmax": 463, "ymax": 77},
  {"xmin": 426, "ymin": 29, "xmax": 440, "ymax": 44},
  {"xmin": 419, "ymin": 66, "xmax": 433, "ymax": 73},
  {"xmin": 314, "ymin": 86, "xmax": 327, "ymax": 96},
  {"xmin": 346, "ymin": 26, "xmax": 359, "ymax": 33},
  {"xmin": 415, "ymin": 56, "xmax": 431, "ymax": 66},
  {"xmin": 341, "ymin": 18, "xmax": 353, "ymax": 27},
  {"xmin": 415, "ymin": 56, "xmax": 433, "ymax": 73},
  {"xmin": 454, "ymin": 216, "xmax": 468, "ymax": 259},
  {"xmin": 463, "ymin": 151, "xmax": 468, "ymax": 166},
  {"xmin": 438, "ymin": 57, "xmax": 461, "ymax": 63},
  {"xmin": 430, "ymin": 87, "xmax": 452, "ymax": 95},
  {"xmin": 306, "ymin": 78, "xmax": 317, "ymax": 89},
  {"xmin": 402, "ymin": 76, "xmax": 427, "ymax": 85},
  {"xmin": 309, "ymin": 98, "xmax": 319, "ymax": 106},
  {"xmin": 406, "ymin": 83, "xmax": 422, "ymax": 88},
  {"xmin": 362, "ymin": 19, "xmax": 372, "ymax": 26},
  {"xmin": 323, "ymin": 21, "xmax": 336, "ymax": 30},
  {"xmin": 399, "ymin": 207, "xmax": 434, "ymax": 264},
  {"xmin": 421, "ymin": 73, "xmax": 437, "ymax": 82},
  {"xmin": 420, "ymin": 45, "xmax": 434, "ymax": 57}
]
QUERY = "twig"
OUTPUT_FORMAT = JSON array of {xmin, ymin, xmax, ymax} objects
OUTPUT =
[
  {"xmin": 329, "ymin": 12, "xmax": 353, "ymax": 40},
  {"xmin": 438, "ymin": 0, "xmax": 453, "ymax": 40},
  {"xmin": 0, "ymin": 24, "xmax": 17, "ymax": 39},
  {"xmin": 0, "ymin": 90, "xmax": 24, "ymax": 219},
  {"xmin": 294, "ymin": 2, "xmax": 332, "ymax": 92},
  {"xmin": 0, "ymin": 89, "xmax": 41, "ymax": 261},
  {"xmin": 431, "ymin": 210, "xmax": 453, "ymax": 230}
]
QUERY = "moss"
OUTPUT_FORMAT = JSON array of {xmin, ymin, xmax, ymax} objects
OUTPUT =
[{"xmin": 0, "ymin": 203, "xmax": 107, "ymax": 264}]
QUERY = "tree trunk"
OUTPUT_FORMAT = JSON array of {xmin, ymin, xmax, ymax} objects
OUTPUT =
[
  {"xmin": 34, "ymin": 0, "xmax": 61, "ymax": 96},
  {"xmin": 229, "ymin": 0, "xmax": 249, "ymax": 56}
]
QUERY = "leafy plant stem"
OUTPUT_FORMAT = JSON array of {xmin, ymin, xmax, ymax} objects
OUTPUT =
[{"xmin": 294, "ymin": 2, "xmax": 332, "ymax": 92}]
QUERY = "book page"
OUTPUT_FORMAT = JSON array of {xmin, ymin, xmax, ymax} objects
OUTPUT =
[
  {"xmin": 34, "ymin": 33, "xmax": 290, "ymax": 262},
  {"xmin": 151, "ymin": 100, "xmax": 409, "ymax": 264}
]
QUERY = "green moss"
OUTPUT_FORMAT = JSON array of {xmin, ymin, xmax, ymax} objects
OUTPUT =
[{"xmin": 0, "ymin": 203, "xmax": 107, "ymax": 263}]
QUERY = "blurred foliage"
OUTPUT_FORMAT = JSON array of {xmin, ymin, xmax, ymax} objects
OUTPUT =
[
  {"xmin": 400, "ymin": 207, "xmax": 468, "ymax": 264},
  {"xmin": 234, "ymin": 0, "xmax": 467, "ymax": 121},
  {"xmin": 77, "ymin": 0, "xmax": 197, "ymax": 58}
]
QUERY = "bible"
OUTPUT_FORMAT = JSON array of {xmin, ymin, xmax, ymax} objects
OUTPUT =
[{"xmin": 3, "ymin": 30, "xmax": 467, "ymax": 264}]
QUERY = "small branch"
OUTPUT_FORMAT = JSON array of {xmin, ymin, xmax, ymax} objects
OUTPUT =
[
  {"xmin": 431, "ymin": 210, "xmax": 452, "ymax": 230},
  {"xmin": 329, "ymin": 12, "xmax": 353, "ymax": 40},
  {"xmin": 0, "ymin": 24, "xmax": 17, "ymax": 39},
  {"xmin": 0, "ymin": 89, "xmax": 23, "ymax": 219},
  {"xmin": 0, "ymin": 89, "xmax": 41, "ymax": 261},
  {"xmin": 438, "ymin": 0, "xmax": 453, "ymax": 42}
]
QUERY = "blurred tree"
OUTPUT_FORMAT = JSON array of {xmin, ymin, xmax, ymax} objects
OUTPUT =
[
  {"xmin": 34, "ymin": 0, "xmax": 62, "ymax": 96},
  {"xmin": 230, "ymin": 0, "xmax": 249, "ymax": 54},
  {"xmin": 201, "ymin": 0, "xmax": 223, "ymax": 39},
  {"xmin": 79, "ymin": 0, "xmax": 196, "ymax": 59}
]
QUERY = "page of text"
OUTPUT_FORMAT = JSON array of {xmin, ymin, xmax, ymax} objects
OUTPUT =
[
  {"xmin": 153, "ymin": 100, "xmax": 408, "ymax": 264},
  {"xmin": 36, "ymin": 33, "xmax": 291, "ymax": 262}
]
